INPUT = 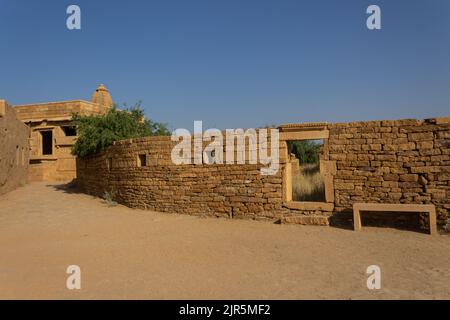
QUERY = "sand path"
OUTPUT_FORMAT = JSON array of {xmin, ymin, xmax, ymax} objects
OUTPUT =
[{"xmin": 0, "ymin": 182, "xmax": 449, "ymax": 299}]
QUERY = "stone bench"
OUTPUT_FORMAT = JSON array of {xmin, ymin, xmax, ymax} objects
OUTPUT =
[{"xmin": 353, "ymin": 203, "xmax": 437, "ymax": 235}]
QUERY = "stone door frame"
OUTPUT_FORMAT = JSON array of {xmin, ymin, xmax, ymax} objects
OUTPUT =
[{"xmin": 279, "ymin": 122, "xmax": 335, "ymax": 211}]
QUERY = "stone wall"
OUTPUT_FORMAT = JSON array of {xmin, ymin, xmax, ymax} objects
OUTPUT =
[
  {"xmin": 0, "ymin": 100, "xmax": 30, "ymax": 195},
  {"xmin": 14, "ymin": 100, "xmax": 110, "ymax": 122},
  {"xmin": 76, "ymin": 117, "xmax": 450, "ymax": 230},
  {"xmin": 76, "ymin": 136, "xmax": 285, "ymax": 220},
  {"xmin": 27, "ymin": 122, "xmax": 78, "ymax": 182},
  {"xmin": 329, "ymin": 118, "xmax": 450, "ymax": 227},
  {"xmin": 14, "ymin": 100, "xmax": 111, "ymax": 182}
]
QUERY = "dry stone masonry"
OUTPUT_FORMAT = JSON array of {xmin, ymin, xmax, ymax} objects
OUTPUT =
[
  {"xmin": 76, "ymin": 116, "xmax": 450, "ymax": 230},
  {"xmin": 13, "ymin": 85, "xmax": 112, "ymax": 182},
  {"xmin": 3, "ymin": 85, "xmax": 448, "ymax": 230},
  {"xmin": 77, "ymin": 135, "xmax": 284, "ymax": 220},
  {"xmin": 0, "ymin": 100, "xmax": 30, "ymax": 195},
  {"xmin": 329, "ymin": 118, "xmax": 450, "ymax": 227}
]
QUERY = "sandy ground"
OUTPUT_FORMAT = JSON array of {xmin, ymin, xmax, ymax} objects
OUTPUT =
[{"xmin": 0, "ymin": 182, "xmax": 449, "ymax": 300}]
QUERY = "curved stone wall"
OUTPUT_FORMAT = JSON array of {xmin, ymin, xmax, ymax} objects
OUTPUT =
[{"xmin": 76, "ymin": 117, "xmax": 450, "ymax": 229}]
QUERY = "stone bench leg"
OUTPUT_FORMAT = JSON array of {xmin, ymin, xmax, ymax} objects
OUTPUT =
[
  {"xmin": 429, "ymin": 207, "xmax": 437, "ymax": 236},
  {"xmin": 353, "ymin": 207, "xmax": 362, "ymax": 231}
]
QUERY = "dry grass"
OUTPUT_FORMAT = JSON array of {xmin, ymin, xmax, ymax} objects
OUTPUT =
[
  {"xmin": 444, "ymin": 218, "xmax": 450, "ymax": 232},
  {"xmin": 292, "ymin": 163, "xmax": 325, "ymax": 202}
]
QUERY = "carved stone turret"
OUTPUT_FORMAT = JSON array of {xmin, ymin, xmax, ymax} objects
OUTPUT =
[{"xmin": 91, "ymin": 84, "xmax": 113, "ymax": 108}]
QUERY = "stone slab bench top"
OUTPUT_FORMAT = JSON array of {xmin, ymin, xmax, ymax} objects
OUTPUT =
[{"xmin": 353, "ymin": 203, "xmax": 437, "ymax": 235}]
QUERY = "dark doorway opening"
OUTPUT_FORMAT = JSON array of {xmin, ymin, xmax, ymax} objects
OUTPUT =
[{"xmin": 41, "ymin": 131, "xmax": 53, "ymax": 155}]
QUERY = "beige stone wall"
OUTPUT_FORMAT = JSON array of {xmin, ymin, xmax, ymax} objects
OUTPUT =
[
  {"xmin": 0, "ymin": 100, "xmax": 30, "ymax": 195},
  {"xmin": 14, "ymin": 100, "xmax": 110, "ymax": 122},
  {"xmin": 15, "ymin": 100, "xmax": 110, "ymax": 182},
  {"xmin": 329, "ymin": 118, "xmax": 450, "ymax": 226},
  {"xmin": 76, "ymin": 136, "xmax": 284, "ymax": 220},
  {"xmin": 76, "ymin": 117, "xmax": 450, "ymax": 229},
  {"xmin": 27, "ymin": 121, "xmax": 77, "ymax": 182}
]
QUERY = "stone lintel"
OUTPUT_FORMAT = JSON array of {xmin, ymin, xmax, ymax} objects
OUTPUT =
[
  {"xmin": 280, "ymin": 129, "xmax": 329, "ymax": 141},
  {"xmin": 279, "ymin": 122, "xmax": 328, "ymax": 132}
]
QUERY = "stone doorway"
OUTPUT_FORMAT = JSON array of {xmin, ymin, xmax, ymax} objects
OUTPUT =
[
  {"xmin": 288, "ymin": 139, "xmax": 326, "ymax": 202},
  {"xmin": 40, "ymin": 130, "xmax": 53, "ymax": 155},
  {"xmin": 279, "ymin": 123, "xmax": 335, "ymax": 213}
]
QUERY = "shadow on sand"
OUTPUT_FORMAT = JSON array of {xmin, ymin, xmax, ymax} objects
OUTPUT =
[
  {"xmin": 329, "ymin": 210, "xmax": 429, "ymax": 234},
  {"xmin": 45, "ymin": 182, "xmax": 432, "ymax": 234},
  {"xmin": 46, "ymin": 180, "xmax": 89, "ymax": 196}
]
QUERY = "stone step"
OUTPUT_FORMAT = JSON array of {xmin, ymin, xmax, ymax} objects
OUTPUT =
[{"xmin": 281, "ymin": 215, "xmax": 330, "ymax": 226}]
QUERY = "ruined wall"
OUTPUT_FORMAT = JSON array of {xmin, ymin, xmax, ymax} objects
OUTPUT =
[
  {"xmin": 76, "ymin": 136, "xmax": 285, "ymax": 220},
  {"xmin": 14, "ymin": 100, "xmax": 110, "ymax": 122},
  {"xmin": 0, "ymin": 100, "xmax": 30, "ymax": 195},
  {"xmin": 76, "ymin": 117, "xmax": 450, "ymax": 229},
  {"xmin": 329, "ymin": 118, "xmax": 450, "ymax": 226},
  {"xmin": 27, "ymin": 121, "xmax": 77, "ymax": 182},
  {"xmin": 15, "ymin": 100, "xmax": 110, "ymax": 182}
]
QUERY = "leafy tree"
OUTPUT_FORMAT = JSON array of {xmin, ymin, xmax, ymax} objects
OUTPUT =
[
  {"xmin": 72, "ymin": 103, "xmax": 170, "ymax": 158},
  {"xmin": 289, "ymin": 140, "xmax": 323, "ymax": 164}
]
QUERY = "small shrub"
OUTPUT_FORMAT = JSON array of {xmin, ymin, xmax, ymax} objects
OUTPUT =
[
  {"xmin": 103, "ymin": 190, "xmax": 118, "ymax": 207},
  {"xmin": 444, "ymin": 219, "xmax": 450, "ymax": 232}
]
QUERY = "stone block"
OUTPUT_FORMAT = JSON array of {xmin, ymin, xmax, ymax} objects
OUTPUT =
[
  {"xmin": 416, "ymin": 141, "xmax": 434, "ymax": 149},
  {"xmin": 383, "ymin": 173, "xmax": 399, "ymax": 181},
  {"xmin": 408, "ymin": 132, "xmax": 434, "ymax": 141},
  {"xmin": 399, "ymin": 174, "xmax": 419, "ymax": 182},
  {"xmin": 282, "ymin": 216, "xmax": 330, "ymax": 226},
  {"xmin": 335, "ymin": 182, "xmax": 354, "ymax": 190}
]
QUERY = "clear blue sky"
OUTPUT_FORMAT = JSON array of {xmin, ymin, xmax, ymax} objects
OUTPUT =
[{"xmin": 1, "ymin": 0, "xmax": 449, "ymax": 130}]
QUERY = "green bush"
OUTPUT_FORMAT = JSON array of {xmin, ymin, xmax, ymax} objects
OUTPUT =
[
  {"xmin": 288, "ymin": 140, "xmax": 322, "ymax": 164},
  {"xmin": 72, "ymin": 103, "xmax": 170, "ymax": 158}
]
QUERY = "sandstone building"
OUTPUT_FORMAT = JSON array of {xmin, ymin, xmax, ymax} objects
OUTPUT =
[{"xmin": 13, "ymin": 85, "xmax": 113, "ymax": 181}]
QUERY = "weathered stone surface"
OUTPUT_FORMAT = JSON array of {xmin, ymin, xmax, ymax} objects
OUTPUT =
[
  {"xmin": 13, "ymin": 85, "xmax": 112, "ymax": 182},
  {"xmin": 328, "ymin": 118, "xmax": 450, "ymax": 229},
  {"xmin": 76, "ymin": 135, "xmax": 285, "ymax": 220},
  {"xmin": 282, "ymin": 216, "xmax": 330, "ymax": 226},
  {"xmin": 408, "ymin": 132, "xmax": 434, "ymax": 141},
  {"xmin": 74, "ymin": 116, "xmax": 450, "ymax": 230},
  {"xmin": 0, "ymin": 100, "xmax": 30, "ymax": 195},
  {"xmin": 418, "ymin": 175, "xmax": 428, "ymax": 186},
  {"xmin": 399, "ymin": 174, "xmax": 419, "ymax": 182},
  {"xmin": 383, "ymin": 173, "xmax": 399, "ymax": 181}
]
